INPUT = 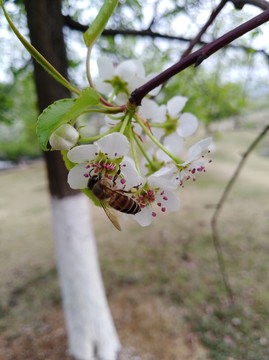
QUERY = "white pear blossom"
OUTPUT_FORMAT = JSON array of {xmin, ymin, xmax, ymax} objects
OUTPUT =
[
  {"xmin": 49, "ymin": 124, "xmax": 79, "ymax": 150},
  {"xmin": 67, "ymin": 133, "xmax": 139, "ymax": 190},
  {"xmin": 175, "ymin": 137, "xmax": 213, "ymax": 184},
  {"xmin": 133, "ymin": 169, "xmax": 180, "ymax": 226},
  {"xmin": 95, "ymin": 57, "xmax": 146, "ymax": 102},
  {"xmin": 140, "ymin": 96, "xmax": 199, "ymax": 153}
]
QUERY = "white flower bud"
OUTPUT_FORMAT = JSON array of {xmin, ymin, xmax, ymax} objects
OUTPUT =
[{"xmin": 49, "ymin": 124, "xmax": 79, "ymax": 150}]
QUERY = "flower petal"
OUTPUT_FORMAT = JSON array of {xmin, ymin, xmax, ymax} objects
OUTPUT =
[
  {"xmin": 97, "ymin": 56, "xmax": 114, "ymax": 79},
  {"xmin": 155, "ymin": 189, "xmax": 180, "ymax": 211},
  {"xmin": 116, "ymin": 59, "xmax": 145, "ymax": 80},
  {"xmin": 96, "ymin": 133, "xmax": 130, "ymax": 158},
  {"xmin": 133, "ymin": 207, "xmax": 153, "ymax": 226},
  {"xmin": 177, "ymin": 113, "xmax": 199, "ymax": 137},
  {"xmin": 67, "ymin": 144, "xmax": 98, "ymax": 163},
  {"xmin": 140, "ymin": 99, "xmax": 166, "ymax": 123},
  {"xmin": 149, "ymin": 164, "xmax": 179, "ymax": 189},
  {"xmin": 94, "ymin": 79, "xmax": 113, "ymax": 95},
  {"xmin": 128, "ymin": 76, "xmax": 145, "ymax": 93},
  {"xmin": 67, "ymin": 164, "xmax": 90, "ymax": 189},
  {"xmin": 167, "ymin": 96, "xmax": 188, "ymax": 117},
  {"xmin": 120, "ymin": 157, "xmax": 141, "ymax": 189},
  {"xmin": 148, "ymin": 170, "xmax": 177, "ymax": 190},
  {"xmin": 187, "ymin": 137, "xmax": 212, "ymax": 160},
  {"xmin": 163, "ymin": 132, "xmax": 184, "ymax": 154}
]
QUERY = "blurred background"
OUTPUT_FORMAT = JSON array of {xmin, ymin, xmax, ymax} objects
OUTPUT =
[{"xmin": 1, "ymin": 1, "xmax": 269, "ymax": 359}]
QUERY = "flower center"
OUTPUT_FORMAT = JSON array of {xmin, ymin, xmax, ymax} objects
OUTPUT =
[
  {"xmin": 107, "ymin": 76, "xmax": 129, "ymax": 95},
  {"xmin": 163, "ymin": 115, "xmax": 178, "ymax": 135}
]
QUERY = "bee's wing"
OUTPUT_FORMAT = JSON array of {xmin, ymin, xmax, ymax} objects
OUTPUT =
[{"xmin": 100, "ymin": 200, "xmax": 121, "ymax": 231}]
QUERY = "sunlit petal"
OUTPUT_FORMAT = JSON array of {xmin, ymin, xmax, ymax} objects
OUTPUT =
[
  {"xmin": 133, "ymin": 207, "xmax": 153, "ymax": 226},
  {"xmin": 155, "ymin": 189, "xmax": 180, "ymax": 211},
  {"xmin": 97, "ymin": 56, "xmax": 114, "ymax": 79},
  {"xmin": 96, "ymin": 133, "xmax": 130, "ymax": 158},
  {"xmin": 67, "ymin": 164, "xmax": 90, "ymax": 189},
  {"xmin": 67, "ymin": 144, "xmax": 98, "ymax": 163},
  {"xmin": 121, "ymin": 157, "xmax": 141, "ymax": 189},
  {"xmin": 187, "ymin": 137, "xmax": 212, "ymax": 160},
  {"xmin": 167, "ymin": 96, "xmax": 188, "ymax": 117},
  {"xmin": 163, "ymin": 132, "xmax": 184, "ymax": 154},
  {"xmin": 177, "ymin": 113, "xmax": 199, "ymax": 137}
]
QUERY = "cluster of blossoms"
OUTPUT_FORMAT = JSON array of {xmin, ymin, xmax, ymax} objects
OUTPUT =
[{"xmin": 49, "ymin": 57, "xmax": 213, "ymax": 228}]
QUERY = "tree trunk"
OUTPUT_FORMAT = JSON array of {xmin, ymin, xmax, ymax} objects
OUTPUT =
[{"xmin": 24, "ymin": 1, "xmax": 121, "ymax": 359}]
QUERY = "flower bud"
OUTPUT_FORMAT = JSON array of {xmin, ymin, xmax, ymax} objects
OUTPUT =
[{"xmin": 49, "ymin": 124, "xmax": 79, "ymax": 150}]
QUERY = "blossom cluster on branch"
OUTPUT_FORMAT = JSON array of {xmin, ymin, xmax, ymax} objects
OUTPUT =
[{"xmin": 49, "ymin": 57, "xmax": 213, "ymax": 228}]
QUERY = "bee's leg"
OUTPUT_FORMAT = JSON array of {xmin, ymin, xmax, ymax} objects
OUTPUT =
[{"xmin": 112, "ymin": 165, "xmax": 121, "ymax": 185}]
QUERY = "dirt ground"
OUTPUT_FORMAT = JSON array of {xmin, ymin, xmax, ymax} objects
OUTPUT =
[
  {"xmin": 1, "ymin": 127, "xmax": 269, "ymax": 359},
  {"xmin": 0, "ymin": 292, "xmax": 208, "ymax": 360}
]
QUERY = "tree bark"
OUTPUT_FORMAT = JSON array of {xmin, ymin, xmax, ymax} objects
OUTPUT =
[{"xmin": 24, "ymin": 1, "xmax": 121, "ymax": 358}]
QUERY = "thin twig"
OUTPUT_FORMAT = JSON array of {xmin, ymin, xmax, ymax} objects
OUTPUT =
[
  {"xmin": 130, "ymin": 8, "xmax": 269, "ymax": 105},
  {"xmin": 211, "ymin": 124, "xmax": 269, "ymax": 306},
  {"xmin": 63, "ymin": 16, "xmax": 269, "ymax": 63},
  {"xmin": 181, "ymin": 0, "xmax": 229, "ymax": 58}
]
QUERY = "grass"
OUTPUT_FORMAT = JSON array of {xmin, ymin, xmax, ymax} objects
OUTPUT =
[{"xmin": 0, "ymin": 126, "xmax": 269, "ymax": 359}]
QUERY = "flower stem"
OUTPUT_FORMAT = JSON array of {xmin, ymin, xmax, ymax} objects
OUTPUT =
[
  {"xmin": 128, "ymin": 126, "xmax": 141, "ymax": 174},
  {"xmin": 135, "ymin": 115, "xmax": 181, "ymax": 164},
  {"xmin": 79, "ymin": 123, "xmax": 121, "ymax": 143},
  {"xmin": 86, "ymin": 45, "xmax": 95, "ymax": 88},
  {"xmin": 120, "ymin": 113, "xmax": 132, "ymax": 134},
  {"xmin": 133, "ymin": 133, "xmax": 152, "ymax": 166}
]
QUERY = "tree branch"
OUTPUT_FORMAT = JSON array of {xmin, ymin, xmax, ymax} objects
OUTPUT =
[
  {"xmin": 63, "ymin": 15, "xmax": 269, "ymax": 63},
  {"xmin": 181, "ymin": 0, "xmax": 229, "ymax": 58},
  {"xmin": 211, "ymin": 124, "xmax": 269, "ymax": 305},
  {"xmin": 129, "ymin": 8, "xmax": 269, "ymax": 105},
  {"xmin": 231, "ymin": 0, "xmax": 269, "ymax": 10}
]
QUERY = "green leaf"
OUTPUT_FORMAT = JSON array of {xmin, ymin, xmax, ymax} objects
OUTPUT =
[
  {"xmin": 83, "ymin": 0, "xmax": 119, "ymax": 47},
  {"xmin": 61, "ymin": 87, "xmax": 100, "ymax": 124},
  {"xmin": 37, "ymin": 99, "xmax": 76, "ymax": 151},
  {"xmin": 37, "ymin": 88, "xmax": 101, "ymax": 151}
]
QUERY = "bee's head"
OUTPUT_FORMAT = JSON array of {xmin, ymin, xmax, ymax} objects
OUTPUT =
[{"xmin": 87, "ymin": 174, "xmax": 100, "ymax": 189}]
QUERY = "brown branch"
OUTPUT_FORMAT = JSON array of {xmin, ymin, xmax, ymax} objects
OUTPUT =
[
  {"xmin": 63, "ymin": 15, "xmax": 192, "ymax": 42},
  {"xmin": 63, "ymin": 15, "xmax": 269, "ymax": 63},
  {"xmin": 211, "ymin": 124, "xmax": 269, "ymax": 306},
  {"xmin": 181, "ymin": 0, "xmax": 229, "ymax": 58},
  {"xmin": 130, "ymin": 8, "xmax": 269, "ymax": 106},
  {"xmin": 231, "ymin": 0, "xmax": 269, "ymax": 10}
]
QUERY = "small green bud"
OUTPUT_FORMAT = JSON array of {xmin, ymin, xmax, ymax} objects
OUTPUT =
[{"xmin": 49, "ymin": 124, "xmax": 79, "ymax": 150}]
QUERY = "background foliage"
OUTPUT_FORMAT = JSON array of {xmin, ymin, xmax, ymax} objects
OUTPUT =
[{"xmin": 1, "ymin": 0, "xmax": 269, "ymax": 160}]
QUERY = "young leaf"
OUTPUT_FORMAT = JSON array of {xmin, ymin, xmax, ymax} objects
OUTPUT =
[
  {"xmin": 60, "ymin": 87, "xmax": 101, "ymax": 124},
  {"xmin": 83, "ymin": 0, "xmax": 119, "ymax": 47},
  {"xmin": 37, "ymin": 88, "xmax": 102, "ymax": 150},
  {"xmin": 37, "ymin": 99, "xmax": 76, "ymax": 150}
]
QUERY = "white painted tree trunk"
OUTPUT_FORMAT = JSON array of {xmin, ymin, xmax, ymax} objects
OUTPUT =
[{"xmin": 51, "ymin": 193, "xmax": 121, "ymax": 360}]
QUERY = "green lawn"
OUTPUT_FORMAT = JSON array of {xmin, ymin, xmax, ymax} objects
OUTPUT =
[{"xmin": 0, "ymin": 127, "xmax": 269, "ymax": 359}]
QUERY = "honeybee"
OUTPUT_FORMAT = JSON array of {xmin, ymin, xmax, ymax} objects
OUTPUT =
[{"xmin": 87, "ymin": 174, "xmax": 141, "ymax": 231}]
